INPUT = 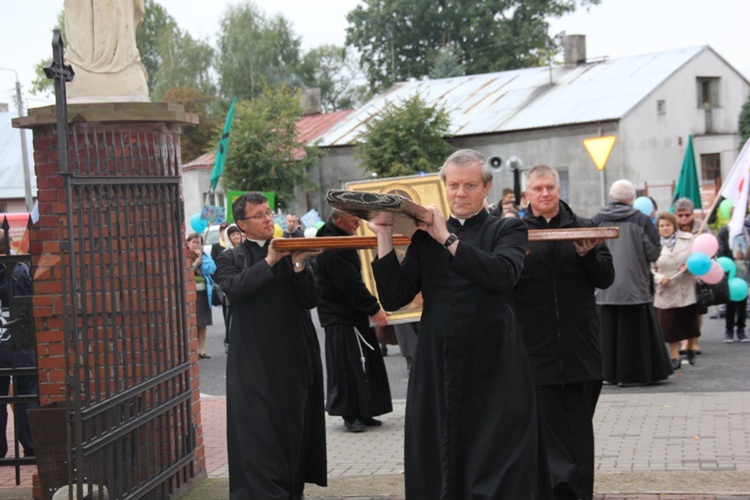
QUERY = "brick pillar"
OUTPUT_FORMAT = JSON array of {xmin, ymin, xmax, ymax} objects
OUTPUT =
[{"xmin": 14, "ymin": 103, "xmax": 205, "ymax": 496}]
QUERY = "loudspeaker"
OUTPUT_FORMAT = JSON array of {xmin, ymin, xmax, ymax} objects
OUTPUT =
[{"xmin": 489, "ymin": 156, "xmax": 503, "ymax": 171}]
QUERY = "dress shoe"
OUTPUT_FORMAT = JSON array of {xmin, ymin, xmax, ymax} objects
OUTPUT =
[
  {"xmin": 670, "ymin": 358, "xmax": 681, "ymax": 370},
  {"xmin": 686, "ymin": 350, "xmax": 696, "ymax": 366},
  {"xmin": 737, "ymin": 329, "xmax": 749, "ymax": 343},
  {"xmin": 362, "ymin": 417, "xmax": 383, "ymax": 427},
  {"xmin": 344, "ymin": 418, "xmax": 365, "ymax": 433},
  {"xmin": 199, "ymin": 353, "xmax": 211, "ymax": 359},
  {"xmin": 678, "ymin": 349, "xmax": 687, "ymax": 356}
]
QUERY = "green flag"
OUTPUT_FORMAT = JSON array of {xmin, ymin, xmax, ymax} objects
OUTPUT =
[
  {"xmin": 210, "ymin": 97, "xmax": 237, "ymax": 191},
  {"xmin": 672, "ymin": 134, "xmax": 702, "ymax": 209}
]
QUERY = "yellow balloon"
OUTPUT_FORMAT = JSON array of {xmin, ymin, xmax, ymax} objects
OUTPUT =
[{"xmin": 274, "ymin": 224, "xmax": 283, "ymax": 237}]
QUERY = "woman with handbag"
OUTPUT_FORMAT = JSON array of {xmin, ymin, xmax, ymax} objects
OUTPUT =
[{"xmin": 652, "ymin": 212, "xmax": 701, "ymax": 369}]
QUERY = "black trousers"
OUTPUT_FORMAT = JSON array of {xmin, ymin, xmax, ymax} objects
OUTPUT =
[
  {"xmin": 535, "ymin": 381, "xmax": 602, "ymax": 500},
  {"xmin": 725, "ymin": 299, "xmax": 747, "ymax": 330}
]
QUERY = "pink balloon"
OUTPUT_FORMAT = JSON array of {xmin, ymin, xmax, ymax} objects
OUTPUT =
[
  {"xmin": 691, "ymin": 233, "xmax": 719, "ymax": 258},
  {"xmin": 701, "ymin": 261, "xmax": 725, "ymax": 284}
]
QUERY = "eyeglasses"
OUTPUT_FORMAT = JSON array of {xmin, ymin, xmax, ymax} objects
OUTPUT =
[
  {"xmin": 239, "ymin": 211, "xmax": 274, "ymax": 221},
  {"xmin": 676, "ymin": 213, "xmax": 693, "ymax": 218}
]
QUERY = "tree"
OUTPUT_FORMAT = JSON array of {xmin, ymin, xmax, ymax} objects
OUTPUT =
[
  {"xmin": 299, "ymin": 45, "xmax": 370, "ymax": 112},
  {"xmin": 430, "ymin": 46, "xmax": 465, "ymax": 79},
  {"xmin": 356, "ymin": 95, "xmax": 453, "ymax": 178},
  {"xmin": 150, "ymin": 29, "xmax": 216, "ymax": 101},
  {"xmin": 740, "ymin": 92, "xmax": 750, "ymax": 146},
  {"xmin": 217, "ymin": 1, "xmax": 303, "ymax": 100},
  {"xmin": 162, "ymin": 88, "xmax": 220, "ymax": 163},
  {"xmin": 222, "ymin": 86, "xmax": 322, "ymax": 209},
  {"xmin": 346, "ymin": 0, "xmax": 601, "ymax": 90}
]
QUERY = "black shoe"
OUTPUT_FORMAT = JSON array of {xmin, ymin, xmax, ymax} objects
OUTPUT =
[
  {"xmin": 199, "ymin": 353, "xmax": 211, "ymax": 359},
  {"xmin": 738, "ymin": 329, "xmax": 749, "ymax": 343},
  {"xmin": 671, "ymin": 358, "xmax": 681, "ymax": 370},
  {"xmin": 695, "ymin": 349, "xmax": 702, "ymax": 355},
  {"xmin": 686, "ymin": 350, "xmax": 696, "ymax": 366},
  {"xmin": 678, "ymin": 349, "xmax": 687, "ymax": 355},
  {"xmin": 724, "ymin": 330, "xmax": 735, "ymax": 343},
  {"xmin": 380, "ymin": 346, "xmax": 388, "ymax": 356},
  {"xmin": 344, "ymin": 418, "xmax": 365, "ymax": 433},
  {"xmin": 362, "ymin": 417, "xmax": 383, "ymax": 427}
]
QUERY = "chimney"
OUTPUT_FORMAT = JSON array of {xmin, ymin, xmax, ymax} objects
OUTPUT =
[
  {"xmin": 299, "ymin": 88, "xmax": 322, "ymax": 116},
  {"xmin": 563, "ymin": 35, "xmax": 587, "ymax": 67}
]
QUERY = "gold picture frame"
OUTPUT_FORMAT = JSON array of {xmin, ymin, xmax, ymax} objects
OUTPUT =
[{"xmin": 345, "ymin": 173, "xmax": 448, "ymax": 324}]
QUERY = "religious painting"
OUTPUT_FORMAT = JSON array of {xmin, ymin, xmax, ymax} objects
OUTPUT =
[{"xmin": 345, "ymin": 173, "xmax": 448, "ymax": 324}]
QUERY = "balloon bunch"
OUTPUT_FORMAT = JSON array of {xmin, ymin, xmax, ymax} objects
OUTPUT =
[
  {"xmin": 686, "ymin": 233, "xmax": 749, "ymax": 301},
  {"xmin": 633, "ymin": 196, "xmax": 654, "ymax": 216}
]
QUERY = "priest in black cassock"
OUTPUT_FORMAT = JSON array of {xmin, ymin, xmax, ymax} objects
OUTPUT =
[
  {"xmin": 368, "ymin": 149, "xmax": 549, "ymax": 498},
  {"xmin": 315, "ymin": 209, "xmax": 392, "ymax": 433},
  {"xmin": 214, "ymin": 192, "xmax": 327, "ymax": 499}
]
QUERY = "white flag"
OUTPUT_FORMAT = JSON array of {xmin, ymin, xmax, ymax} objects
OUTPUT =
[{"xmin": 719, "ymin": 138, "xmax": 750, "ymax": 242}]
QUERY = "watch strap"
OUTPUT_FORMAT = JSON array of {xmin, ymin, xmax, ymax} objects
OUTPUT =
[{"xmin": 443, "ymin": 233, "xmax": 458, "ymax": 248}]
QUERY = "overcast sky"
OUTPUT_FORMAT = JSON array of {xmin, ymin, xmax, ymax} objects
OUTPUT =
[{"xmin": 1, "ymin": 0, "xmax": 748, "ymax": 111}]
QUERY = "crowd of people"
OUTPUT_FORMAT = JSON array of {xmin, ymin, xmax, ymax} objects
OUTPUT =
[{"xmin": 188, "ymin": 149, "xmax": 745, "ymax": 499}]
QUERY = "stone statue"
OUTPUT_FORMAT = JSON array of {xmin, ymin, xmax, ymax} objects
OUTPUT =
[{"xmin": 64, "ymin": 0, "xmax": 150, "ymax": 103}]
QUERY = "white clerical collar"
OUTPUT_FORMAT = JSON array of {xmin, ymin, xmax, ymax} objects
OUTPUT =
[
  {"xmin": 451, "ymin": 213, "xmax": 477, "ymax": 225},
  {"xmin": 249, "ymin": 238, "xmax": 268, "ymax": 247}
]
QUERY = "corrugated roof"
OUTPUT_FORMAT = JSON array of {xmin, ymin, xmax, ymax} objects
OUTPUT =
[
  {"xmin": 182, "ymin": 109, "xmax": 354, "ymax": 168},
  {"xmin": 0, "ymin": 110, "xmax": 36, "ymax": 200},
  {"xmin": 317, "ymin": 46, "xmax": 708, "ymax": 147}
]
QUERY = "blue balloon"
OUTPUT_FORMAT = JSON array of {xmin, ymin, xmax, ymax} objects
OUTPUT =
[
  {"xmin": 190, "ymin": 212, "xmax": 207, "ymax": 233},
  {"xmin": 633, "ymin": 196, "xmax": 654, "ymax": 216},
  {"xmin": 716, "ymin": 256, "xmax": 737, "ymax": 279},
  {"xmin": 686, "ymin": 252, "xmax": 712, "ymax": 276},
  {"xmin": 728, "ymin": 277, "xmax": 749, "ymax": 302}
]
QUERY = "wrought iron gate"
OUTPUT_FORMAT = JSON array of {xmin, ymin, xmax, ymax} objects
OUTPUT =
[
  {"xmin": 0, "ymin": 244, "xmax": 37, "ymax": 485},
  {"xmin": 40, "ymin": 31, "xmax": 196, "ymax": 499}
]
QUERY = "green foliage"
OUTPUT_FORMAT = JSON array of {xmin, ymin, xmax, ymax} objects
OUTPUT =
[
  {"xmin": 299, "ymin": 45, "xmax": 370, "ymax": 112},
  {"xmin": 217, "ymin": 1, "xmax": 302, "ymax": 100},
  {"xmin": 740, "ymin": 92, "xmax": 750, "ymax": 146},
  {"xmin": 356, "ymin": 95, "xmax": 453, "ymax": 177},
  {"xmin": 431, "ymin": 47, "xmax": 465, "ymax": 79},
  {"xmin": 222, "ymin": 86, "xmax": 322, "ymax": 209},
  {"xmin": 162, "ymin": 88, "xmax": 221, "ymax": 163},
  {"xmin": 346, "ymin": 0, "xmax": 600, "ymax": 89}
]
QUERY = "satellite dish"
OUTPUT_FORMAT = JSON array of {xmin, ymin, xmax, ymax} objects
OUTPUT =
[{"xmin": 489, "ymin": 156, "xmax": 503, "ymax": 172}]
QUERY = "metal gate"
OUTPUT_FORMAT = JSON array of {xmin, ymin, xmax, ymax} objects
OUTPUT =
[
  {"xmin": 41, "ymin": 31, "xmax": 196, "ymax": 499},
  {"xmin": 0, "ymin": 242, "xmax": 37, "ymax": 486}
]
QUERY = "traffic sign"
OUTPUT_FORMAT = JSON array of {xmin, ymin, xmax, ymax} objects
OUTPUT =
[{"xmin": 583, "ymin": 136, "xmax": 616, "ymax": 171}]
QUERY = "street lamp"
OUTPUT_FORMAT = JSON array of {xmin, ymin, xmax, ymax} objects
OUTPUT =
[{"xmin": 0, "ymin": 67, "xmax": 33, "ymax": 212}]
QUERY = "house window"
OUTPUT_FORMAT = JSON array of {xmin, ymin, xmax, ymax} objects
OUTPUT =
[
  {"xmin": 696, "ymin": 77, "xmax": 720, "ymax": 109},
  {"xmin": 657, "ymin": 100, "xmax": 666, "ymax": 115},
  {"xmin": 202, "ymin": 192, "xmax": 226, "ymax": 209},
  {"xmin": 700, "ymin": 153, "xmax": 721, "ymax": 187}
]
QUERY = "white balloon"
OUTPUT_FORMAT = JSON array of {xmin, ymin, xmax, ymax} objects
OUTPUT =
[{"xmin": 304, "ymin": 227, "xmax": 318, "ymax": 238}]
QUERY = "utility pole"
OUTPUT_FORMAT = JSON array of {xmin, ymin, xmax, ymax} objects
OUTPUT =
[{"xmin": 1, "ymin": 67, "xmax": 33, "ymax": 211}]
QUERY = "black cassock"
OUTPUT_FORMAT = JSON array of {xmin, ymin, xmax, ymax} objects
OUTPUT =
[
  {"xmin": 315, "ymin": 221, "xmax": 392, "ymax": 419},
  {"xmin": 372, "ymin": 211, "xmax": 549, "ymax": 499},
  {"xmin": 215, "ymin": 240, "xmax": 327, "ymax": 499}
]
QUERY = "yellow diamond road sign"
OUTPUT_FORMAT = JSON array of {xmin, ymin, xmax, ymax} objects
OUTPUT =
[{"xmin": 583, "ymin": 136, "xmax": 616, "ymax": 171}]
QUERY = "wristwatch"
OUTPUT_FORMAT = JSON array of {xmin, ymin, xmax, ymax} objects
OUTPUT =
[
  {"xmin": 443, "ymin": 233, "xmax": 458, "ymax": 248},
  {"xmin": 293, "ymin": 261, "xmax": 306, "ymax": 269}
]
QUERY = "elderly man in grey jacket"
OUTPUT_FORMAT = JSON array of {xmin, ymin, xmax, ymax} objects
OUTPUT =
[{"xmin": 593, "ymin": 179, "xmax": 674, "ymax": 386}]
